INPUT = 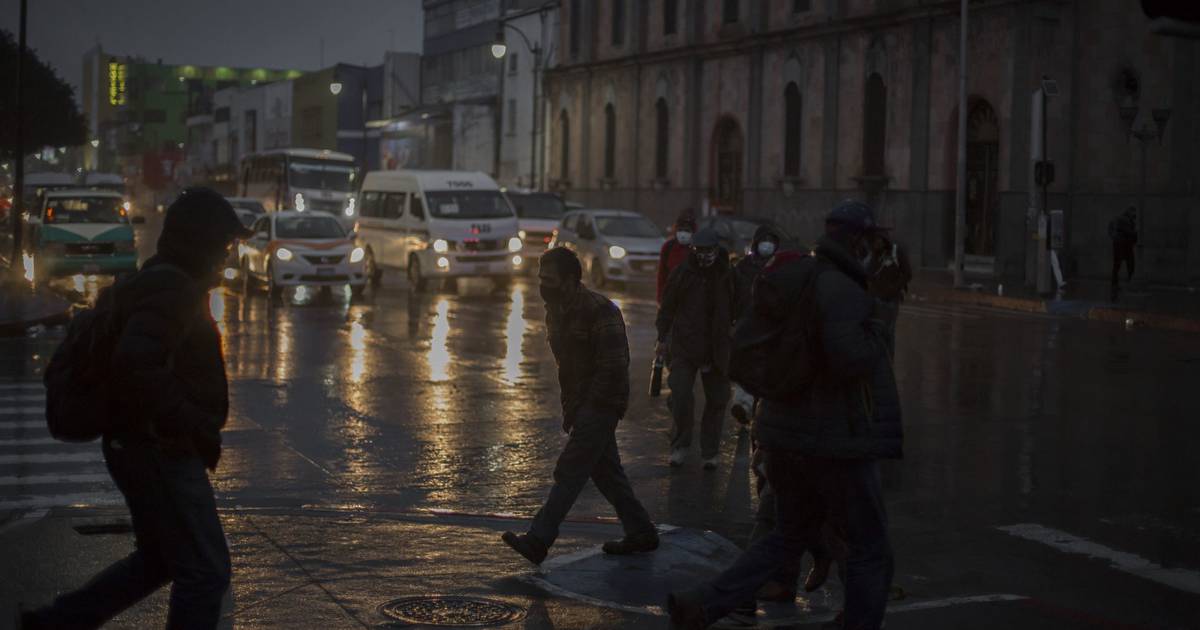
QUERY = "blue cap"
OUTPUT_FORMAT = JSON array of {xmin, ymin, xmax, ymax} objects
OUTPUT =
[{"xmin": 825, "ymin": 199, "xmax": 876, "ymax": 233}]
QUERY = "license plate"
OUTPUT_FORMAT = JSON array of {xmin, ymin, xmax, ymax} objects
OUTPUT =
[
  {"xmin": 83, "ymin": 264, "xmax": 100, "ymax": 273},
  {"xmin": 316, "ymin": 267, "xmax": 335, "ymax": 277}
]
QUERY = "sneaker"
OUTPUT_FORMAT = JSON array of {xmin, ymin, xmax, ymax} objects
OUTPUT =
[
  {"xmin": 602, "ymin": 530, "xmax": 659, "ymax": 555},
  {"xmin": 804, "ymin": 557, "xmax": 833, "ymax": 592},
  {"xmin": 667, "ymin": 589, "xmax": 708, "ymax": 630},
  {"xmin": 501, "ymin": 531, "xmax": 547, "ymax": 565},
  {"xmin": 702, "ymin": 456, "xmax": 719, "ymax": 470},
  {"xmin": 731, "ymin": 403, "xmax": 750, "ymax": 425},
  {"xmin": 669, "ymin": 448, "xmax": 687, "ymax": 467}
]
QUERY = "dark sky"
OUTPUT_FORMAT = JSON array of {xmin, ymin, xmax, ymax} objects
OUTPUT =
[{"xmin": 0, "ymin": 0, "xmax": 424, "ymax": 102}]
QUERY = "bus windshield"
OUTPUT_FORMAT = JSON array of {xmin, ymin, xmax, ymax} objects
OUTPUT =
[
  {"xmin": 275, "ymin": 215, "xmax": 346, "ymax": 239},
  {"xmin": 425, "ymin": 191, "xmax": 515, "ymax": 220},
  {"xmin": 287, "ymin": 158, "xmax": 356, "ymax": 192},
  {"xmin": 44, "ymin": 197, "xmax": 126, "ymax": 224}
]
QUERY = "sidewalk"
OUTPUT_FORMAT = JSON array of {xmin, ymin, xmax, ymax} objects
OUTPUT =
[
  {"xmin": 0, "ymin": 279, "xmax": 72, "ymax": 337},
  {"xmin": 910, "ymin": 270, "xmax": 1200, "ymax": 333}
]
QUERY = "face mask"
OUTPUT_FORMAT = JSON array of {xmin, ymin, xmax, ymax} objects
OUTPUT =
[
  {"xmin": 676, "ymin": 230, "xmax": 693, "ymax": 246},
  {"xmin": 695, "ymin": 248, "xmax": 718, "ymax": 267},
  {"xmin": 756, "ymin": 241, "xmax": 777, "ymax": 258},
  {"xmin": 539, "ymin": 283, "xmax": 565, "ymax": 305}
]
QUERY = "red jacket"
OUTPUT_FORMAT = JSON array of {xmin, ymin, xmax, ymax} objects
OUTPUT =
[{"xmin": 656, "ymin": 238, "xmax": 690, "ymax": 303}]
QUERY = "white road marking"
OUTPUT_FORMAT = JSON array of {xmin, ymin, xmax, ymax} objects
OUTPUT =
[
  {"xmin": 0, "ymin": 508, "xmax": 49, "ymax": 534},
  {"xmin": 0, "ymin": 422, "xmax": 46, "ymax": 430},
  {"xmin": 0, "ymin": 395, "xmax": 46, "ymax": 403},
  {"xmin": 0, "ymin": 384, "xmax": 44, "ymax": 391},
  {"xmin": 998, "ymin": 523, "xmax": 1200, "ymax": 595},
  {"xmin": 0, "ymin": 408, "xmax": 44, "ymax": 415},
  {"xmin": 0, "ymin": 492, "xmax": 122, "ymax": 510},
  {"xmin": 0, "ymin": 452, "xmax": 103, "ymax": 464},
  {"xmin": 0, "ymin": 437, "xmax": 58, "ymax": 446},
  {"xmin": 0, "ymin": 472, "xmax": 110, "ymax": 486}
]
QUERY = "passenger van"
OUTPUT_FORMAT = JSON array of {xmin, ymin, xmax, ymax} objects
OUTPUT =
[
  {"xmin": 355, "ymin": 170, "xmax": 521, "ymax": 291},
  {"xmin": 30, "ymin": 189, "xmax": 141, "ymax": 281}
]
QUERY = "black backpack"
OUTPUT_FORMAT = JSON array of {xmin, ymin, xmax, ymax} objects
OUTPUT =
[
  {"xmin": 43, "ymin": 265, "xmax": 190, "ymax": 442},
  {"xmin": 729, "ymin": 251, "xmax": 826, "ymax": 403}
]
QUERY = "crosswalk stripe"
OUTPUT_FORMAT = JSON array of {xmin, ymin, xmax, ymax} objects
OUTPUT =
[
  {"xmin": 0, "ymin": 472, "xmax": 110, "ymax": 486},
  {"xmin": 0, "ymin": 396, "xmax": 47, "ymax": 403},
  {"xmin": 0, "ymin": 408, "xmax": 44, "ymax": 415},
  {"xmin": 0, "ymin": 452, "xmax": 103, "ymax": 464},
  {"xmin": 0, "ymin": 493, "xmax": 122, "ymax": 510},
  {"xmin": 0, "ymin": 384, "xmax": 44, "ymax": 391},
  {"xmin": 0, "ymin": 422, "xmax": 46, "ymax": 430},
  {"xmin": 0, "ymin": 437, "xmax": 58, "ymax": 446}
]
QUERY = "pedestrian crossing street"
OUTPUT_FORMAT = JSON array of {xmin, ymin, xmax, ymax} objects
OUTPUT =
[{"xmin": 0, "ymin": 382, "xmax": 121, "ymax": 513}]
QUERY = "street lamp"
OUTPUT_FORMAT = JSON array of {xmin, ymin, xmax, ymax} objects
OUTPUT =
[
  {"xmin": 329, "ymin": 81, "xmax": 343, "ymax": 96},
  {"xmin": 90, "ymin": 139, "xmax": 100, "ymax": 148},
  {"xmin": 491, "ymin": 21, "xmax": 543, "ymax": 189},
  {"xmin": 1121, "ymin": 104, "xmax": 1171, "ymax": 283}
]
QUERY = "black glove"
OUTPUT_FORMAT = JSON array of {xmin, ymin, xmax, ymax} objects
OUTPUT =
[{"xmin": 192, "ymin": 424, "xmax": 222, "ymax": 470}]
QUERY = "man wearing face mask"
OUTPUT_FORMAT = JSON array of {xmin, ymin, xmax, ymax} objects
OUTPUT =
[
  {"xmin": 21, "ymin": 188, "xmax": 250, "ymax": 630},
  {"xmin": 656, "ymin": 228, "xmax": 734, "ymax": 469},
  {"xmin": 729, "ymin": 225, "xmax": 783, "ymax": 425},
  {"xmin": 668, "ymin": 200, "xmax": 902, "ymax": 630},
  {"xmin": 501, "ymin": 247, "xmax": 658, "ymax": 565},
  {"xmin": 657, "ymin": 209, "xmax": 697, "ymax": 304}
]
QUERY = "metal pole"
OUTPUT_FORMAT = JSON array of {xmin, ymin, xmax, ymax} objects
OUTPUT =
[
  {"xmin": 362, "ymin": 74, "xmax": 369, "ymax": 173},
  {"xmin": 10, "ymin": 0, "xmax": 28, "ymax": 279},
  {"xmin": 530, "ymin": 47, "xmax": 540, "ymax": 190},
  {"xmin": 953, "ymin": 0, "xmax": 967, "ymax": 288}
]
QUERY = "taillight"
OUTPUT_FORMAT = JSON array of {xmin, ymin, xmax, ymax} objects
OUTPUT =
[{"xmin": 45, "ymin": 207, "xmax": 55, "ymax": 223}]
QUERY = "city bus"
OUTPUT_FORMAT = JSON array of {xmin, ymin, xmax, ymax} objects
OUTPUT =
[{"xmin": 239, "ymin": 149, "xmax": 359, "ymax": 222}]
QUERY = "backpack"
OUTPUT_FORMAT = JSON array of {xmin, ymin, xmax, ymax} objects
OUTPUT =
[
  {"xmin": 729, "ymin": 251, "xmax": 826, "ymax": 403},
  {"xmin": 43, "ymin": 264, "xmax": 190, "ymax": 442}
]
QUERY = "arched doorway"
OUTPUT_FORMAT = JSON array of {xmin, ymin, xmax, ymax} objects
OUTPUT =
[
  {"xmin": 965, "ymin": 99, "xmax": 999, "ymax": 256},
  {"xmin": 710, "ymin": 116, "xmax": 743, "ymax": 213}
]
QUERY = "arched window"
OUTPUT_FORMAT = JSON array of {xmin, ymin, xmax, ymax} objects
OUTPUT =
[
  {"xmin": 559, "ymin": 110, "xmax": 570, "ymax": 183},
  {"xmin": 604, "ymin": 104, "xmax": 616, "ymax": 179},
  {"xmin": 863, "ymin": 73, "xmax": 886, "ymax": 176},
  {"xmin": 784, "ymin": 82, "xmax": 802, "ymax": 177},
  {"xmin": 612, "ymin": 0, "xmax": 625, "ymax": 46},
  {"xmin": 664, "ymin": 0, "xmax": 678, "ymax": 35},
  {"xmin": 723, "ymin": 0, "xmax": 739, "ymax": 24},
  {"xmin": 655, "ymin": 99, "xmax": 669, "ymax": 179}
]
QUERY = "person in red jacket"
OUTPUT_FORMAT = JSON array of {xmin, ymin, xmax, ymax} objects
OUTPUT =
[{"xmin": 657, "ymin": 209, "xmax": 697, "ymax": 303}]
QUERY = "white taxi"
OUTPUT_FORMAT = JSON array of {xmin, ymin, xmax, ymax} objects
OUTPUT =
[{"xmin": 239, "ymin": 211, "xmax": 368, "ymax": 297}]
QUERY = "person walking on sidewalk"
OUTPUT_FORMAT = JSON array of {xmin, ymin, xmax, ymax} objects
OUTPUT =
[
  {"xmin": 668, "ymin": 200, "xmax": 903, "ymax": 630},
  {"xmin": 729, "ymin": 224, "xmax": 782, "ymax": 426},
  {"xmin": 657, "ymin": 228, "xmax": 734, "ymax": 470},
  {"xmin": 864, "ymin": 229, "xmax": 912, "ymax": 356},
  {"xmin": 502, "ymin": 247, "xmax": 659, "ymax": 565},
  {"xmin": 1109, "ymin": 206, "xmax": 1138, "ymax": 301},
  {"xmin": 657, "ymin": 210, "xmax": 697, "ymax": 304},
  {"xmin": 21, "ymin": 188, "xmax": 251, "ymax": 630}
]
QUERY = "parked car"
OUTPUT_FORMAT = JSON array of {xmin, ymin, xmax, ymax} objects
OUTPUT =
[
  {"xmin": 29, "ymin": 189, "xmax": 143, "ymax": 281},
  {"xmin": 696, "ymin": 214, "xmax": 800, "ymax": 262},
  {"xmin": 238, "ymin": 210, "xmax": 368, "ymax": 297},
  {"xmin": 505, "ymin": 191, "xmax": 566, "ymax": 273},
  {"xmin": 549, "ymin": 209, "xmax": 665, "ymax": 287}
]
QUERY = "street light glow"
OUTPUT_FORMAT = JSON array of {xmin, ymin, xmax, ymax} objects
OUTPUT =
[
  {"xmin": 491, "ymin": 43, "xmax": 508, "ymax": 59},
  {"xmin": 329, "ymin": 82, "xmax": 343, "ymax": 95},
  {"xmin": 89, "ymin": 139, "xmax": 100, "ymax": 148}
]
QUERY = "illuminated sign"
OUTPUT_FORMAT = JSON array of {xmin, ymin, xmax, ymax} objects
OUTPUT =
[{"xmin": 108, "ymin": 61, "xmax": 127, "ymax": 106}]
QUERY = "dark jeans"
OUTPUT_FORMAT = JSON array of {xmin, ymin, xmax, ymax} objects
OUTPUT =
[
  {"xmin": 1112, "ymin": 242, "xmax": 1135, "ymax": 287},
  {"xmin": 698, "ymin": 454, "xmax": 892, "ymax": 630},
  {"xmin": 29, "ymin": 437, "xmax": 231, "ymax": 630},
  {"xmin": 667, "ymin": 357, "xmax": 730, "ymax": 458},
  {"xmin": 529, "ymin": 410, "xmax": 655, "ymax": 547}
]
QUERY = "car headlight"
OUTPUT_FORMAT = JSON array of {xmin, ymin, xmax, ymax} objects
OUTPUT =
[
  {"xmin": 343, "ymin": 197, "xmax": 356, "ymax": 217},
  {"xmin": 349, "ymin": 247, "xmax": 365, "ymax": 263},
  {"xmin": 294, "ymin": 193, "xmax": 305, "ymax": 212},
  {"xmin": 518, "ymin": 229, "xmax": 527, "ymax": 240},
  {"xmin": 608, "ymin": 245, "xmax": 627, "ymax": 260},
  {"xmin": 508, "ymin": 236, "xmax": 523, "ymax": 252},
  {"xmin": 433, "ymin": 239, "xmax": 449, "ymax": 254},
  {"xmin": 276, "ymin": 247, "xmax": 294, "ymax": 262}
]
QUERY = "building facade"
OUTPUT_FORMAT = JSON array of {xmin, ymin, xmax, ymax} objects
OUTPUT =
[{"xmin": 543, "ymin": 0, "xmax": 1200, "ymax": 284}]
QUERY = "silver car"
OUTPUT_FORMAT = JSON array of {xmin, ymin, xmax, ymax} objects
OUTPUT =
[{"xmin": 550, "ymin": 209, "xmax": 665, "ymax": 287}]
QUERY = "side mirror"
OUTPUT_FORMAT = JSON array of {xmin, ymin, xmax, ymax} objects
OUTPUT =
[{"xmin": 131, "ymin": 215, "xmax": 147, "ymax": 225}]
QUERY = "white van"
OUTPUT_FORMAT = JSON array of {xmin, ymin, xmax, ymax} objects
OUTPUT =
[{"xmin": 355, "ymin": 170, "xmax": 522, "ymax": 290}]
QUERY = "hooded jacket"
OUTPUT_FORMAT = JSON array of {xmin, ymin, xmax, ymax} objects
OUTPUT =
[
  {"xmin": 733, "ymin": 224, "xmax": 784, "ymax": 321},
  {"xmin": 753, "ymin": 235, "xmax": 903, "ymax": 460},
  {"xmin": 656, "ymin": 248, "xmax": 735, "ymax": 370}
]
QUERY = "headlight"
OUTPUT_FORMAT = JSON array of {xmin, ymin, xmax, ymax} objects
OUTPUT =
[
  {"xmin": 433, "ymin": 239, "xmax": 449, "ymax": 254},
  {"xmin": 294, "ymin": 193, "xmax": 305, "ymax": 212},
  {"xmin": 508, "ymin": 236, "xmax": 523, "ymax": 252},
  {"xmin": 349, "ymin": 247, "xmax": 365, "ymax": 263},
  {"xmin": 276, "ymin": 247, "xmax": 294, "ymax": 262},
  {"xmin": 518, "ymin": 229, "xmax": 527, "ymax": 240},
  {"xmin": 343, "ymin": 197, "xmax": 356, "ymax": 217},
  {"xmin": 608, "ymin": 245, "xmax": 627, "ymax": 259}
]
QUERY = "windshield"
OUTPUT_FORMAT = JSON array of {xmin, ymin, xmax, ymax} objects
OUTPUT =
[
  {"xmin": 425, "ymin": 191, "xmax": 515, "ymax": 220},
  {"xmin": 595, "ymin": 216, "xmax": 662, "ymax": 238},
  {"xmin": 510, "ymin": 193, "xmax": 565, "ymax": 219},
  {"xmin": 44, "ymin": 197, "xmax": 126, "ymax": 224},
  {"xmin": 275, "ymin": 215, "xmax": 346, "ymax": 239},
  {"xmin": 287, "ymin": 158, "xmax": 357, "ymax": 192},
  {"xmin": 231, "ymin": 200, "xmax": 266, "ymax": 214}
]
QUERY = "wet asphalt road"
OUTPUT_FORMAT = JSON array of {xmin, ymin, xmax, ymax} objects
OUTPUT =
[{"xmin": 2, "ymin": 216, "xmax": 1200, "ymax": 628}]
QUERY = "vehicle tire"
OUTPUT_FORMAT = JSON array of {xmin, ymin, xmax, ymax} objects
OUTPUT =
[
  {"xmin": 590, "ymin": 259, "xmax": 606, "ymax": 289},
  {"xmin": 408, "ymin": 255, "xmax": 428, "ymax": 292},
  {"xmin": 365, "ymin": 249, "xmax": 382, "ymax": 286},
  {"xmin": 267, "ymin": 263, "xmax": 284, "ymax": 300}
]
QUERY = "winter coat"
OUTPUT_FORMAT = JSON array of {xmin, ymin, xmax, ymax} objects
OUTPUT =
[
  {"xmin": 1108, "ymin": 214, "xmax": 1138, "ymax": 245},
  {"xmin": 733, "ymin": 224, "xmax": 784, "ymax": 321},
  {"xmin": 546, "ymin": 287, "xmax": 631, "ymax": 423},
  {"xmin": 753, "ymin": 236, "xmax": 903, "ymax": 460},
  {"xmin": 656, "ymin": 238, "xmax": 691, "ymax": 303},
  {"xmin": 866, "ymin": 238, "xmax": 913, "ymax": 303},
  {"xmin": 110, "ymin": 256, "xmax": 229, "ymax": 469},
  {"xmin": 656, "ymin": 250, "xmax": 735, "ymax": 371}
]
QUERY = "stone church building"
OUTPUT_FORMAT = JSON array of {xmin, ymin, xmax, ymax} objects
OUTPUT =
[{"xmin": 542, "ymin": 0, "xmax": 1199, "ymax": 284}]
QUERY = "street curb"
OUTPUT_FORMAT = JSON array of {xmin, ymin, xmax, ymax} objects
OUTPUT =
[{"xmin": 914, "ymin": 287, "xmax": 1200, "ymax": 334}]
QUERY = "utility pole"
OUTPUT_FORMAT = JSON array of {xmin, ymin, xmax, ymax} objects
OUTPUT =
[
  {"xmin": 530, "ymin": 45, "xmax": 541, "ymax": 190},
  {"xmin": 10, "ymin": 0, "xmax": 28, "ymax": 280},
  {"xmin": 953, "ymin": 0, "xmax": 967, "ymax": 288}
]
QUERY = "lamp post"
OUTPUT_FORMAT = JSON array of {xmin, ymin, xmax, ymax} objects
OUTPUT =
[
  {"xmin": 331, "ymin": 69, "xmax": 370, "ymax": 175},
  {"xmin": 9, "ymin": 0, "xmax": 28, "ymax": 281},
  {"xmin": 1119, "ymin": 105, "xmax": 1171, "ymax": 283},
  {"xmin": 492, "ymin": 17, "xmax": 546, "ymax": 191}
]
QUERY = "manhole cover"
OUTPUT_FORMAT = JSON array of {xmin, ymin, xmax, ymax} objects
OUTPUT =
[{"xmin": 378, "ymin": 596, "xmax": 527, "ymax": 627}]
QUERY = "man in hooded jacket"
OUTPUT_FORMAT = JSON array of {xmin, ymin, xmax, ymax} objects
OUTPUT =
[
  {"xmin": 21, "ymin": 188, "xmax": 252, "ymax": 630},
  {"xmin": 657, "ymin": 209, "xmax": 697, "ymax": 304},
  {"xmin": 668, "ymin": 200, "xmax": 902, "ymax": 630},
  {"xmin": 729, "ymin": 224, "xmax": 782, "ymax": 425}
]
